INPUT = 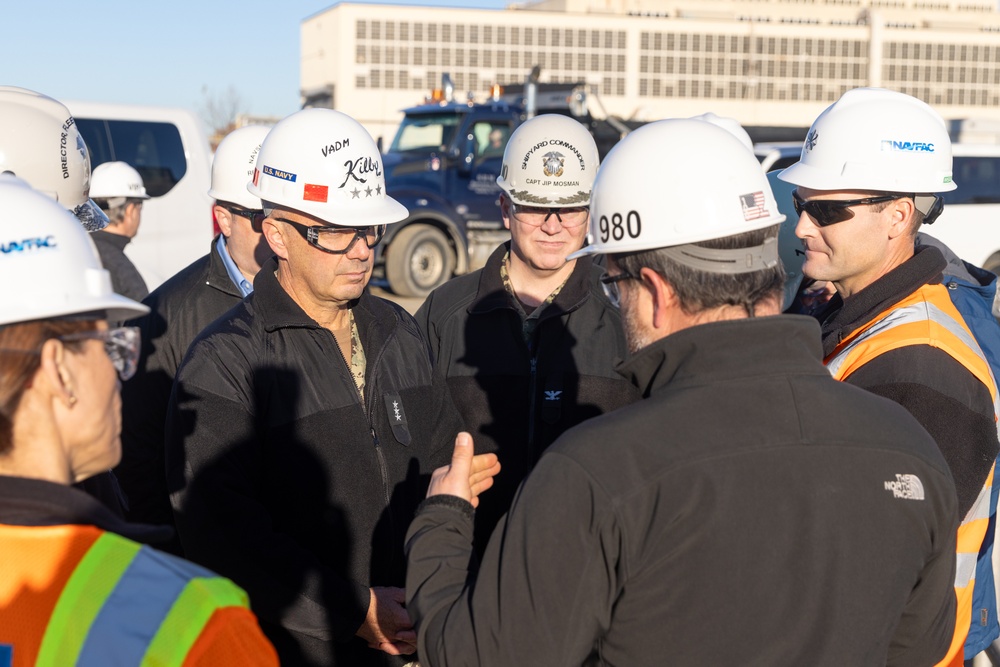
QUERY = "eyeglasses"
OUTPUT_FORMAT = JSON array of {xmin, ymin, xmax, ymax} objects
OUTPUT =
[
  {"xmin": 792, "ymin": 191, "xmax": 903, "ymax": 227},
  {"xmin": 59, "ymin": 326, "xmax": 141, "ymax": 381},
  {"xmin": 599, "ymin": 271, "xmax": 640, "ymax": 308},
  {"xmin": 224, "ymin": 206, "xmax": 266, "ymax": 232},
  {"xmin": 511, "ymin": 205, "xmax": 589, "ymax": 228},
  {"xmin": 277, "ymin": 218, "xmax": 386, "ymax": 255}
]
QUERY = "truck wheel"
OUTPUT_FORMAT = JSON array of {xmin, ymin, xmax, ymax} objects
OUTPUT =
[{"xmin": 385, "ymin": 224, "xmax": 456, "ymax": 297}]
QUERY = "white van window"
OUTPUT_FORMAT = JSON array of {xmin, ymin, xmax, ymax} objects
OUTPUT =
[{"xmin": 77, "ymin": 119, "xmax": 187, "ymax": 197}]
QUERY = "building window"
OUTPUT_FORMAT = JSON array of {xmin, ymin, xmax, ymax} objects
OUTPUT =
[
  {"xmin": 400, "ymin": 22, "xmax": 409, "ymax": 40},
  {"xmin": 357, "ymin": 20, "xmax": 367, "ymax": 39},
  {"xmin": 386, "ymin": 22, "xmax": 395, "ymax": 40},
  {"xmin": 356, "ymin": 45, "xmax": 366, "ymax": 64},
  {"xmin": 414, "ymin": 23, "xmax": 423, "ymax": 42}
]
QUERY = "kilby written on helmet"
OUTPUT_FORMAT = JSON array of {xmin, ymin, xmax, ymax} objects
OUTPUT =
[
  {"xmin": 247, "ymin": 108, "xmax": 407, "ymax": 227},
  {"xmin": 569, "ymin": 119, "xmax": 784, "ymax": 274},
  {"xmin": 209, "ymin": 125, "xmax": 270, "ymax": 210},
  {"xmin": 779, "ymin": 87, "xmax": 956, "ymax": 196},
  {"xmin": 0, "ymin": 176, "xmax": 148, "ymax": 326},
  {"xmin": 0, "ymin": 86, "xmax": 108, "ymax": 231},
  {"xmin": 90, "ymin": 161, "xmax": 150, "ymax": 201},
  {"xmin": 496, "ymin": 114, "xmax": 599, "ymax": 207}
]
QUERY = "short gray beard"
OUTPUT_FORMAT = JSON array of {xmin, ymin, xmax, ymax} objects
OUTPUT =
[{"xmin": 621, "ymin": 299, "xmax": 653, "ymax": 355}]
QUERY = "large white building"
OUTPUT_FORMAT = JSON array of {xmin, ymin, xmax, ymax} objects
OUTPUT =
[{"xmin": 301, "ymin": 0, "xmax": 1000, "ymax": 142}]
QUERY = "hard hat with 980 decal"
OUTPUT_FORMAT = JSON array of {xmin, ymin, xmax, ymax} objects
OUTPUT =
[
  {"xmin": 569, "ymin": 119, "xmax": 784, "ymax": 272},
  {"xmin": 209, "ymin": 125, "xmax": 270, "ymax": 210},
  {"xmin": 246, "ymin": 108, "xmax": 407, "ymax": 227},
  {"xmin": 0, "ymin": 86, "xmax": 109, "ymax": 231},
  {"xmin": 0, "ymin": 176, "xmax": 148, "ymax": 326},
  {"xmin": 778, "ymin": 88, "xmax": 955, "ymax": 194},
  {"xmin": 496, "ymin": 114, "xmax": 599, "ymax": 207}
]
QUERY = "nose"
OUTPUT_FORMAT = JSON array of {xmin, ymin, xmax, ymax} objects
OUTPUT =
[
  {"xmin": 540, "ymin": 213, "xmax": 564, "ymax": 235},
  {"xmin": 345, "ymin": 233, "xmax": 372, "ymax": 261},
  {"xmin": 794, "ymin": 210, "xmax": 816, "ymax": 240}
]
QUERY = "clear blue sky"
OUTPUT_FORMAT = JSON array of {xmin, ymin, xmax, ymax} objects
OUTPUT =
[{"xmin": 4, "ymin": 0, "xmax": 507, "ymax": 124}]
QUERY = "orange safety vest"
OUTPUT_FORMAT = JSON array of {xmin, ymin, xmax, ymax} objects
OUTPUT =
[
  {"xmin": 826, "ymin": 283, "xmax": 998, "ymax": 667},
  {"xmin": 0, "ymin": 522, "xmax": 278, "ymax": 667}
]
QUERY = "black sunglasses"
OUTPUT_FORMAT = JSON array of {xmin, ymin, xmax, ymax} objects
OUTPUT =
[
  {"xmin": 791, "ymin": 192, "xmax": 902, "ymax": 227},
  {"xmin": 224, "ymin": 205, "xmax": 266, "ymax": 232}
]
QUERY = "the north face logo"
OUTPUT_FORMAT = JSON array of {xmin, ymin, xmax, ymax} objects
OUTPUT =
[{"xmin": 884, "ymin": 474, "xmax": 925, "ymax": 500}]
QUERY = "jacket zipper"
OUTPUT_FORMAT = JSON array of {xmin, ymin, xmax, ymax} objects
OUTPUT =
[
  {"xmin": 334, "ymin": 327, "xmax": 392, "ymax": 510},
  {"xmin": 527, "ymin": 355, "xmax": 538, "ymax": 452}
]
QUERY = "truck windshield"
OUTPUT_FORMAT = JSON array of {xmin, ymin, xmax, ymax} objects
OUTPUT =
[{"xmin": 389, "ymin": 113, "xmax": 461, "ymax": 153}]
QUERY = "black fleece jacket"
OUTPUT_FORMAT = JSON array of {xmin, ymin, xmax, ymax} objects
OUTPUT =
[
  {"xmin": 818, "ymin": 245, "xmax": 998, "ymax": 517},
  {"xmin": 416, "ymin": 242, "xmax": 638, "ymax": 554},
  {"xmin": 166, "ymin": 258, "xmax": 462, "ymax": 667},
  {"xmin": 118, "ymin": 236, "xmax": 244, "ymax": 554},
  {"xmin": 407, "ymin": 316, "xmax": 957, "ymax": 667}
]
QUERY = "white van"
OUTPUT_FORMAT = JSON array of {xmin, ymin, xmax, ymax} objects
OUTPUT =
[
  {"xmin": 929, "ymin": 144, "xmax": 1000, "ymax": 274},
  {"xmin": 66, "ymin": 100, "xmax": 214, "ymax": 290}
]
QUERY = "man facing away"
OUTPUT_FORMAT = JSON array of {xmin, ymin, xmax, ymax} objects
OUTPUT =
[
  {"xmin": 405, "ymin": 118, "xmax": 959, "ymax": 667},
  {"xmin": 90, "ymin": 161, "xmax": 151, "ymax": 304},
  {"xmin": 416, "ymin": 114, "xmax": 636, "ymax": 555},
  {"xmin": 778, "ymin": 88, "xmax": 1000, "ymax": 666},
  {"xmin": 117, "ymin": 125, "xmax": 273, "ymax": 554},
  {"xmin": 166, "ymin": 109, "xmax": 468, "ymax": 666}
]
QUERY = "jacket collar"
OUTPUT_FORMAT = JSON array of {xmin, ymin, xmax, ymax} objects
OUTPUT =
[
  {"xmin": 91, "ymin": 229, "xmax": 131, "ymax": 250},
  {"xmin": 469, "ymin": 241, "xmax": 596, "ymax": 318},
  {"xmin": 250, "ymin": 256, "xmax": 400, "ymax": 349},
  {"xmin": 0, "ymin": 475, "xmax": 173, "ymax": 545},
  {"xmin": 207, "ymin": 234, "xmax": 244, "ymax": 298},
  {"xmin": 819, "ymin": 245, "xmax": 946, "ymax": 357},
  {"xmin": 617, "ymin": 315, "xmax": 827, "ymax": 398}
]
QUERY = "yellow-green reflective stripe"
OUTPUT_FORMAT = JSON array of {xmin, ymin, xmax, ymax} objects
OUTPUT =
[
  {"xmin": 35, "ymin": 532, "xmax": 140, "ymax": 667},
  {"xmin": 141, "ymin": 577, "xmax": 250, "ymax": 667}
]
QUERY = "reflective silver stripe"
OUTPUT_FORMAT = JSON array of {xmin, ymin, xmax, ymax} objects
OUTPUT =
[
  {"xmin": 957, "ymin": 551, "xmax": 978, "ymax": 589},
  {"xmin": 827, "ymin": 300, "xmax": 999, "ymax": 428},
  {"xmin": 965, "ymin": 473, "xmax": 993, "ymax": 524}
]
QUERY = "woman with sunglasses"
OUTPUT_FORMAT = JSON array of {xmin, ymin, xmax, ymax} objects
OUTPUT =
[{"xmin": 0, "ymin": 178, "xmax": 277, "ymax": 666}]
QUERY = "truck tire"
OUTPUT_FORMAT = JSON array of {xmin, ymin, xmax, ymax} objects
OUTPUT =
[{"xmin": 385, "ymin": 223, "xmax": 456, "ymax": 297}]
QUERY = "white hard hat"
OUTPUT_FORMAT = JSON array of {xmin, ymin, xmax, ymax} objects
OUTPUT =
[
  {"xmin": 778, "ymin": 88, "xmax": 955, "ymax": 194},
  {"xmin": 0, "ymin": 176, "xmax": 149, "ymax": 326},
  {"xmin": 689, "ymin": 112, "xmax": 753, "ymax": 152},
  {"xmin": 570, "ymin": 119, "xmax": 785, "ymax": 262},
  {"xmin": 209, "ymin": 125, "xmax": 270, "ymax": 210},
  {"xmin": 767, "ymin": 170, "xmax": 805, "ymax": 310},
  {"xmin": 247, "ymin": 108, "xmax": 406, "ymax": 227},
  {"xmin": 0, "ymin": 86, "xmax": 109, "ymax": 231},
  {"xmin": 496, "ymin": 114, "xmax": 599, "ymax": 207},
  {"xmin": 90, "ymin": 161, "xmax": 150, "ymax": 200}
]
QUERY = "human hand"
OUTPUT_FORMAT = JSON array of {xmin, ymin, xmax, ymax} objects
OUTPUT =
[
  {"xmin": 356, "ymin": 587, "xmax": 417, "ymax": 655},
  {"xmin": 427, "ymin": 431, "xmax": 501, "ymax": 508}
]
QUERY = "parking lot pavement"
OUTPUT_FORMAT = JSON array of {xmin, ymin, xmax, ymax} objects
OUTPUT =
[{"xmin": 370, "ymin": 286, "xmax": 426, "ymax": 316}]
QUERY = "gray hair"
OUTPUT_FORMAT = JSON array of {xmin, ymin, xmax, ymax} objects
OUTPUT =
[{"xmin": 612, "ymin": 224, "xmax": 785, "ymax": 318}]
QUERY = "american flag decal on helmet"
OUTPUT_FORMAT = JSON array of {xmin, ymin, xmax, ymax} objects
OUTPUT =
[{"xmin": 740, "ymin": 191, "xmax": 766, "ymax": 221}]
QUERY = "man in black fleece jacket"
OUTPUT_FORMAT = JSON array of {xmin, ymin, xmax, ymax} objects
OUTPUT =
[
  {"xmin": 405, "ymin": 118, "xmax": 958, "ymax": 666},
  {"xmin": 166, "ymin": 109, "xmax": 474, "ymax": 667},
  {"xmin": 416, "ymin": 115, "xmax": 637, "ymax": 557}
]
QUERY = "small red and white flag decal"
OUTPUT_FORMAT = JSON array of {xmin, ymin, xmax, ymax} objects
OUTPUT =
[
  {"xmin": 252, "ymin": 168, "xmax": 260, "ymax": 187},
  {"xmin": 303, "ymin": 183, "xmax": 329, "ymax": 203},
  {"xmin": 740, "ymin": 191, "xmax": 767, "ymax": 221}
]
